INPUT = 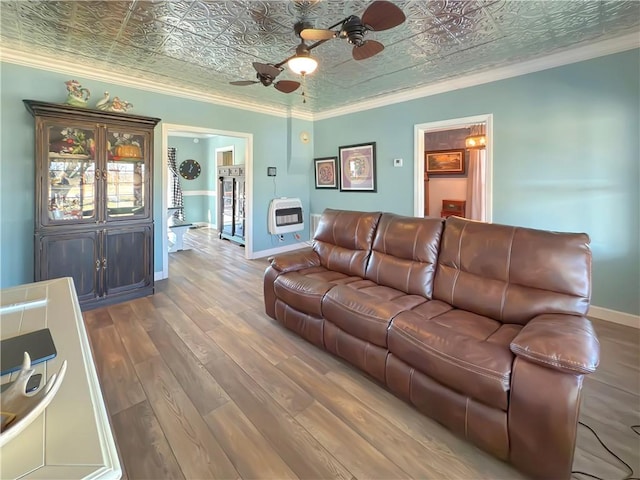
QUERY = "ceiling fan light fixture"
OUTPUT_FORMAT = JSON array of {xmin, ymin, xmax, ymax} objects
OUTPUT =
[{"xmin": 287, "ymin": 44, "xmax": 318, "ymax": 75}]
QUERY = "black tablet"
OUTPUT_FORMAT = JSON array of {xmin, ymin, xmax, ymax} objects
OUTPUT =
[{"xmin": 0, "ymin": 328, "xmax": 57, "ymax": 376}]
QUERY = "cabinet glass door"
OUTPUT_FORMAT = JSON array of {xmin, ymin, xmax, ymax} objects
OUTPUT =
[
  {"xmin": 46, "ymin": 125, "xmax": 96, "ymax": 223},
  {"xmin": 221, "ymin": 178, "xmax": 234, "ymax": 237},
  {"xmin": 235, "ymin": 178, "xmax": 245, "ymax": 239},
  {"xmin": 106, "ymin": 130, "xmax": 147, "ymax": 218}
]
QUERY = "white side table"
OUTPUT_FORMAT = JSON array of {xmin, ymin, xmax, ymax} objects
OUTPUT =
[{"xmin": 0, "ymin": 278, "xmax": 121, "ymax": 480}]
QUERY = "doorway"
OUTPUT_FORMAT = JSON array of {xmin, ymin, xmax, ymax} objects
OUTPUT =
[
  {"xmin": 160, "ymin": 123, "xmax": 253, "ymax": 280},
  {"xmin": 413, "ymin": 114, "xmax": 493, "ymax": 222}
]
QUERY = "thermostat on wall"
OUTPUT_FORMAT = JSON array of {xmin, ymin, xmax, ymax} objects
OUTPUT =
[{"xmin": 267, "ymin": 167, "xmax": 277, "ymax": 176}]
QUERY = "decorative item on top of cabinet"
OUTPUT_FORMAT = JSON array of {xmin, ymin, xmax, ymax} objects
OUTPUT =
[
  {"xmin": 441, "ymin": 199, "xmax": 466, "ymax": 218},
  {"xmin": 64, "ymin": 80, "xmax": 90, "ymax": 107},
  {"xmin": 24, "ymin": 99, "xmax": 161, "ymax": 310}
]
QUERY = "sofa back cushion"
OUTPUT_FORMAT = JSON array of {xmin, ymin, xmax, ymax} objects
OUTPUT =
[
  {"xmin": 313, "ymin": 209, "xmax": 382, "ymax": 278},
  {"xmin": 433, "ymin": 217, "xmax": 591, "ymax": 325},
  {"xmin": 365, "ymin": 214, "xmax": 444, "ymax": 298}
]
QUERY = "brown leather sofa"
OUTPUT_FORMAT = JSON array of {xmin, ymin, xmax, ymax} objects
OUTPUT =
[{"xmin": 263, "ymin": 209, "xmax": 600, "ymax": 479}]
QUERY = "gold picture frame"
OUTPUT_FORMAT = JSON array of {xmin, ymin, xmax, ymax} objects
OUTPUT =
[{"xmin": 425, "ymin": 149, "xmax": 465, "ymax": 175}]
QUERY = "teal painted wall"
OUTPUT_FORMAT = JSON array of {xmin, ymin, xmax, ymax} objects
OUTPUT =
[
  {"xmin": 2, "ymin": 50, "xmax": 637, "ymax": 315},
  {"xmin": 208, "ymin": 135, "xmax": 247, "ymax": 166},
  {"xmin": 168, "ymin": 136, "xmax": 211, "ymax": 224},
  {"xmin": 0, "ymin": 62, "xmax": 312, "ymax": 289},
  {"xmin": 312, "ymin": 49, "xmax": 640, "ymax": 315}
]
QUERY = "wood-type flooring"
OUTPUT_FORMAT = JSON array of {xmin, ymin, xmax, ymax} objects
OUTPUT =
[{"xmin": 84, "ymin": 227, "xmax": 640, "ymax": 480}]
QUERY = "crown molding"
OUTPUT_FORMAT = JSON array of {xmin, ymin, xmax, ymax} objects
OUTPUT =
[
  {"xmin": 314, "ymin": 32, "xmax": 640, "ymax": 121},
  {"xmin": 2, "ymin": 31, "xmax": 637, "ymax": 123},
  {"xmin": 0, "ymin": 48, "xmax": 314, "ymax": 122}
]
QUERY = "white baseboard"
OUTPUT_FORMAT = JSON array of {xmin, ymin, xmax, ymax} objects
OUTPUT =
[
  {"xmin": 154, "ymin": 271, "xmax": 166, "ymax": 281},
  {"xmin": 193, "ymin": 222, "xmax": 216, "ymax": 229},
  {"xmin": 588, "ymin": 305, "xmax": 640, "ymax": 329},
  {"xmin": 250, "ymin": 241, "xmax": 312, "ymax": 259}
]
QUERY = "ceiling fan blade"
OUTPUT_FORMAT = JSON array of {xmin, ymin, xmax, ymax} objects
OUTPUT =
[
  {"xmin": 230, "ymin": 80, "xmax": 259, "ymax": 86},
  {"xmin": 301, "ymin": 28, "xmax": 336, "ymax": 41},
  {"xmin": 352, "ymin": 40, "xmax": 384, "ymax": 60},
  {"xmin": 361, "ymin": 0, "xmax": 406, "ymax": 31},
  {"xmin": 253, "ymin": 62, "xmax": 281, "ymax": 79},
  {"xmin": 274, "ymin": 80, "xmax": 301, "ymax": 94}
]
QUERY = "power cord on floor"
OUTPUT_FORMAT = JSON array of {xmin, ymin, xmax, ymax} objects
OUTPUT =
[{"xmin": 571, "ymin": 422, "xmax": 640, "ymax": 480}]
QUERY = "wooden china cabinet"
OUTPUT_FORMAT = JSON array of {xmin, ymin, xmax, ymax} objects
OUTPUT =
[{"xmin": 24, "ymin": 100, "xmax": 161, "ymax": 310}]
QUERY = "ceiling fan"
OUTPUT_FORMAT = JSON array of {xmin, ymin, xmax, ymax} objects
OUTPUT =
[
  {"xmin": 229, "ymin": 1, "xmax": 406, "ymax": 94},
  {"xmin": 230, "ymin": 62, "xmax": 301, "ymax": 93},
  {"xmin": 300, "ymin": 0, "xmax": 406, "ymax": 60}
]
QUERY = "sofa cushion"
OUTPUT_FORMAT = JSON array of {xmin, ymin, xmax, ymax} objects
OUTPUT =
[
  {"xmin": 388, "ymin": 309, "xmax": 522, "ymax": 410},
  {"xmin": 313, "ymin": 209, "xmax": 382, "ymax": 278},
  {"xmin": 365, "ymin": 214, "xmax": 443, "ymax": 298},
  {"xmin": 273, "ymin": 267, "xmax": 362, "ymax": 316},
  {"xmin": 433, "ymin": 216, "xmax": 591, "ymax": 325},
  {"xmin": 323, "ymin": 283, "xmax": 427, "ymax": 347}
]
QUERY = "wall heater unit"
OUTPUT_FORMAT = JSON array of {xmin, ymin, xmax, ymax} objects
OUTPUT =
[
  {"xmin": 310, "ymin": 213, "xmax": 322, "ymax": 240},
  {"xmin": 268, "ymin": 197, "xmax": 304, "ymax": 235}
]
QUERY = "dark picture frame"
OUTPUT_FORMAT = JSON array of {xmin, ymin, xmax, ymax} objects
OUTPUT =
[
  {"xmin": 314, "ymin": 157, "xmax": 338, "ymax": 189},
  {"xmin": 339, "ymin": 142, "xmax": 377, "ymax": 192},
  {"xmin": 425, "ymin": 149, "xmax": 466, "ymax": 175}
]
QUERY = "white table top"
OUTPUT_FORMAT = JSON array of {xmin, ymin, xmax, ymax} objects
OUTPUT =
[{"xmin": 0, "ymin": 278, "xmax": 121, "ymax": 480}]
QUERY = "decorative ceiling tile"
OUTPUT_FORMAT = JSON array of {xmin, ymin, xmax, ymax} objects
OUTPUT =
[
  {"xmin": 128, "ymin": 0, "xmax": 184, "ymax": 28},
  {"xmin": 1, "ymin": 1, "xmax": 637, "ymax": 114},
  {"xmin": 70, "ymin": 1, "xmax": 132, "ymax": 35},
  {"xmin": 16, "ymin": 0, "xmax": 75, "ymax": 25},
  {"xmin": 119, "ymin": 17, "xmax": 174, "ymax": 52}
]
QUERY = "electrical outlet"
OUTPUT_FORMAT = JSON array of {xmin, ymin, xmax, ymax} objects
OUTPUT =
[
  {"xmin": 393, "ymin": 158, "xmax": 403, "ymax": 167},
  {"xmin": 278, "ymin": 234, "xmax": 285, "ymax": 242}
]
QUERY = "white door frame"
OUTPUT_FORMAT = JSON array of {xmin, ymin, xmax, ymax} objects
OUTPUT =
[
  {"xmin": 414, "ymin": 114, "xmax": 493, "ymax": 221},
  {"xmin": 159, "ymin": 123, "xmax": 253, "ymax": 280}
]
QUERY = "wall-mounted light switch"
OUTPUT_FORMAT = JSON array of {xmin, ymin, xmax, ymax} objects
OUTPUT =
[
  {"xmin": 393, "ymin": 158, "xmax": 403, "ymax": 167},
  {"xmin": 267, "ymin": 167, "xmax": 277, "ymax": 176}
]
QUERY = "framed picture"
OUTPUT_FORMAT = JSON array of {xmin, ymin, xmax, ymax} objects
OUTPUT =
[
  {"xmin": 425, "ymin": 149, "xmax": 466, "ymax": 175},
  {"xmin": 314, "ymin": 157, "xmax": 338, "ymax": 189},
  {"xmin": 339, "ymin": 142, "xmax": 376, "ymax": 192}
]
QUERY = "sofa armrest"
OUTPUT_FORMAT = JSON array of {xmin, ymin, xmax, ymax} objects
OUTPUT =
[
  {"xmin": 269, "ymin": 248, "xmax": 320, "ymax": 273},
  {"xmin": 510, "ymin": 314, "xmax": 600, "ymax": 375}
]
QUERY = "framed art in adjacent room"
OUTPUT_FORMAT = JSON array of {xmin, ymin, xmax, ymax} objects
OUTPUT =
[
  {"xmin": 314, "ymin": 157, "xmax": 338, "ymax": 189},
  {"xmin": 339, "ymin": 142, "xmax": 376, "ymax": 192},
  {"xmin": 425, "ymin": 149, "xmax": 465, "ymax": 174}
]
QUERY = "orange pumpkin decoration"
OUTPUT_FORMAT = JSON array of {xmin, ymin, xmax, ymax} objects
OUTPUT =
[{"xmin": 115, "ymin": 144, "xmax": 141, "ymax": 159}]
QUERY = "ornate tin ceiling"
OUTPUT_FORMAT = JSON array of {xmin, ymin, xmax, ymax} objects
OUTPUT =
[{"xmin": 1, "ymin": 1, "xmax": 638, "ymax": 114}]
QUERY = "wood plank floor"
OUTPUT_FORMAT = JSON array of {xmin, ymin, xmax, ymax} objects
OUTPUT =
[{"xmin": 84, "ymin": 227, "xmax": 640, "ymax": 480}]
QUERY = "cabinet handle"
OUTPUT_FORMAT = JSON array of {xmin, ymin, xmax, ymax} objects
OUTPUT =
[
  {"xmin": 95, "ymin": 259, "xmax": 101, "ymax": 271},
  {"xmin": 95, "ymin": 169, "xmax": 101, "ymax": 180},
  {"xmin": 102, "ymin": 258, "xmax": 107, "ymax": 269},
  {"xmin": 102, "ymin": 170, "xmax": 108, "ymax": 180}
]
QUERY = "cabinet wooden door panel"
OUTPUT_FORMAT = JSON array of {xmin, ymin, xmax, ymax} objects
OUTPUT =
[
  {"xmin": 37, "ymin": 231, "xmax": 100, "ymax": 303},
  {"xmin": 104, "ymin": 225, "xmax": 152, "ymax": 296}
]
